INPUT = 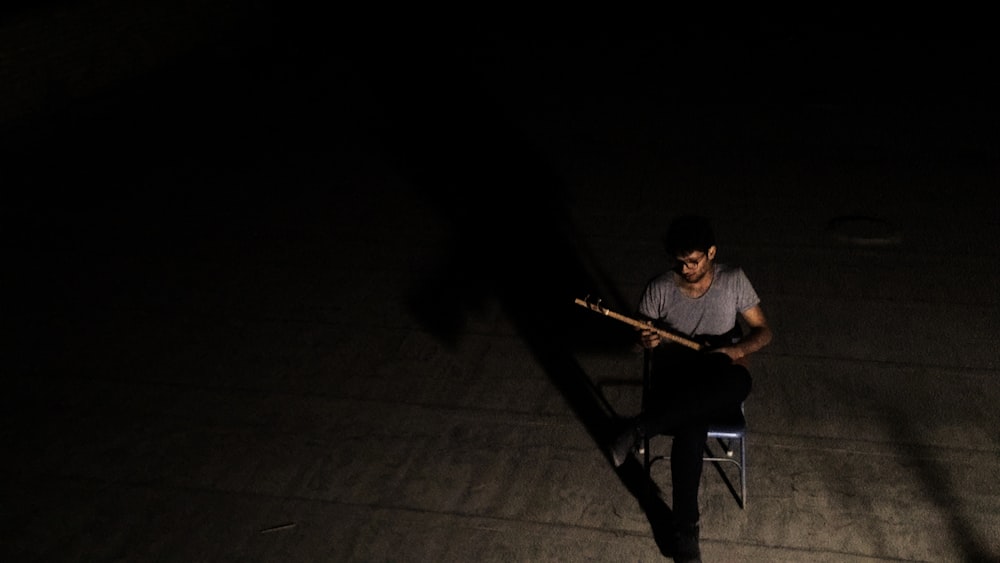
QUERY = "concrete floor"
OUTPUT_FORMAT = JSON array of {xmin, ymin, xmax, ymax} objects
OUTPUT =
[{"xmin": 2, "ymin": 32, "xmax": 999, "ymax": 562}]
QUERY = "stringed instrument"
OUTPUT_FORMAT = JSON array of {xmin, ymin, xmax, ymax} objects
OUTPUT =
[{"xmin": 574, "ymin": 295, "xmax": 740, "ymax": 351}]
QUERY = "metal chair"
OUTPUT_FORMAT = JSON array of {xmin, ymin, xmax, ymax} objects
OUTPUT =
[{"xmin": 639, "ymin": 348, "xmax": 748, "ymax": 509}]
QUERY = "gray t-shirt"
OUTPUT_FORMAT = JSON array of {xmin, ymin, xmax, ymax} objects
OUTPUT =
[{"xmin": 637, "ymin": 263, "xmax": 760, "ymax": 339}]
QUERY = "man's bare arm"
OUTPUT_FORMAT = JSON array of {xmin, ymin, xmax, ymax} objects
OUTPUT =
[{"xmin": 717, "ymin": 304, "xmax": 772, "ymax": 362}]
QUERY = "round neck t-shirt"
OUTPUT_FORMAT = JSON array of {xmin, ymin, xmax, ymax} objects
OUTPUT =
[{"xmin": 637, "ymin": 263, "xmax": 760, "ymax": 338}]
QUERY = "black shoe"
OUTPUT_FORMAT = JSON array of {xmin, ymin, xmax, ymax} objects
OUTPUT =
[
  {"xmin": 610, "ymin": 425, "xmax": 639, "ymax": 467},
  {"xmin": 672, "ymin": 522, "xmax": 701, "ymax": 563}
]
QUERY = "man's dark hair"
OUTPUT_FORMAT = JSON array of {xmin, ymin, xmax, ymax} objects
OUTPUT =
[{"xmin": 663, "ymin": 214, "xmax": 716, "ymax": 256}]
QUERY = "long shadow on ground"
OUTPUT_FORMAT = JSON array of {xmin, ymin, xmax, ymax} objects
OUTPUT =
[{"xmin": 352, "ymin": 26, "xmax": 679, "ymax": 557}]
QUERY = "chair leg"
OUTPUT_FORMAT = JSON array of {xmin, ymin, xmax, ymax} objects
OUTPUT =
[
  {"xmin": 740, "ymin": 435, "xmax": 747, "ymax": 510},
  {"xmin": 642, "ymin": 433, "xmax": 652, "ymax": 499}
]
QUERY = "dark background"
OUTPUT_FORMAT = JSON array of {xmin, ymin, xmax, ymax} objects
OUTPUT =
[
  {"xmin": 3, "ymin": 5, "xmax": 998, "ymax": 372},
  {"xmin": 2, "ymin": 5, "xmax": 999, "ymax": 561},
  {"xmin": 4, "ymin": 4, "xmax": 999, "ymax": 396}
]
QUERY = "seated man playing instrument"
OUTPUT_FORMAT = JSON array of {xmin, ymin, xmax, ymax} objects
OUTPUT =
[{"xmin": 610, "ymin": 214, "xmax": 773, "ymax": 563}]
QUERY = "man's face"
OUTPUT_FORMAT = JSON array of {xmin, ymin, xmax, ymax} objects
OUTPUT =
[{"xmin": 673, "ymin": 246, "xmax": 716, "ymax": 283}]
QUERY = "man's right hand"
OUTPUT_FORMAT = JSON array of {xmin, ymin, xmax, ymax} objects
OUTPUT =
[{"xmin": 637, "ymin": 324, "xmax": 660, "ymax": 349}]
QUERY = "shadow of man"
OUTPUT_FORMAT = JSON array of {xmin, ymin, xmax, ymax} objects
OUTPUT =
[{"xmin": 352, "ymin": 25, "xmax": 679, "ymax": 557}]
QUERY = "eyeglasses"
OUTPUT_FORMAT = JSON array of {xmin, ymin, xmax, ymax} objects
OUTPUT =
[{"xmin": 674, "ymin": 253, "xmax": 706, "ymax": 270}]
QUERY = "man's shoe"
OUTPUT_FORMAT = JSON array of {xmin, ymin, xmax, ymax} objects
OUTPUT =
[
  {"xmin": 610, "ymin": 426, "xmax": 639, "ymax": 467},
  {"xmin": 672, "ymin": 522, "xmax": 701, "ymax": 563}
]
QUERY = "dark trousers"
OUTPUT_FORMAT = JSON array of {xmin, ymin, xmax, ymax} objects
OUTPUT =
[{"xmin": 640, "ymin": 347, "xmax": 752, "ymax": 526}]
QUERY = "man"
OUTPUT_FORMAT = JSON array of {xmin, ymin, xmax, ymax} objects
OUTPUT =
[{"xmin": 610, "ymin": 214, "xmax": 772, "ymax": 562}]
